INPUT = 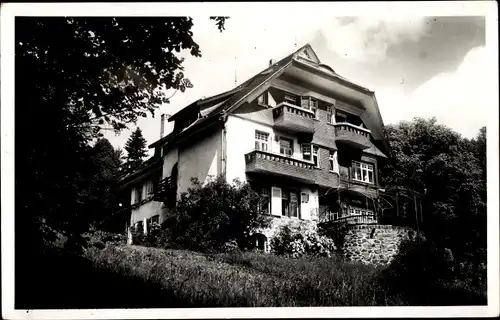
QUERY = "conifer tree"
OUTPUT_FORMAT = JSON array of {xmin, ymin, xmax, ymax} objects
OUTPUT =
[{"xmin": 124, "ymin": 127, "xmax": 148, "ymax": 172}]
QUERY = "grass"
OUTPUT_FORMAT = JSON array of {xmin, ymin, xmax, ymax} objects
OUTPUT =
[
  {"xmin": 82, "ymin": 244, "xmax": 403, "ymax": 307},
  {"xmin": 16, "ymin": 242, "xmax": 486, "ymax": 308}
]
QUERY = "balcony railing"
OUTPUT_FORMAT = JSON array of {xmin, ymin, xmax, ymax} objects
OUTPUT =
[
  {"xmin": 333, "ymin": 122, "xmax": 371, "ymax": 149},
  {"xmin": 245, "ymin": 149, "xmax": 317, "ymax": 184},
  {"xmin": 325, "ymin": 214, "xmax": 378, "ymax": 226},
  {"xmin": 272, "ymin": 102, "xmax": 315, "ymax": 134}
]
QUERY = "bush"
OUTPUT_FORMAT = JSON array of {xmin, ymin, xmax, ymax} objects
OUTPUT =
[
  {"xmin": 376, "ymin": 240, "xmax": 487, "ymax": 305},
  {"xmin": 83, "ymin": 230, "xmax": 126, "ymax": 250},
  {"xmin": 271, "ymin": 223, "xmax": 336, "ymax": 258},
  {"xmin": 171, "ymin": 175, "xmax": 271, "ymax": 252}
]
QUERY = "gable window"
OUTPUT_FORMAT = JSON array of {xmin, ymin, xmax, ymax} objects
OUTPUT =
[
  {"xmin": 312, "ymin": 145, "xmax": 319, "ymax": 168},
  {"xmin": 327, "ymin": 105, "xmax": 335, "ymax": 124},
  {"xmin": 255, "ymin": 130, "xmax": 269, "ymax": 151},
  {"xmin": 257, "ymin": 92, "xmax": 269, "ymax": 106},
  {"xmin": 279, "ymin": 138, "xmax": 293, "ymax": 157},
  {"xmin": 301, "ymin": 144, "xmax": 311, "ymax": 161},
  {"xmin": 352, "ymin": 161, "xmax": 374, "ymax": 184},
  {"xmin": 329, "ymin": 150, "xmax": 338, "ymax": 172}
]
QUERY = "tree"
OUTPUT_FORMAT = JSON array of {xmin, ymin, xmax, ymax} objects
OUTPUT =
[
  {"xmin": 15, "ymin": 16, "xmax": 228, "ymax": 256},
  {"xmin": 171, "ymin": 176, "xmax": 271, "ymax": 252},
  {"xmin": 380, "ymin": 118, "xmax": 486, "ymax": 264},
  {"xmin": 86, "ymin": 138, "xmax": 124, "ymax": 230},
  {"xmin": 124, "ymin": 127, "xmax": 148, "ymax": 172}
]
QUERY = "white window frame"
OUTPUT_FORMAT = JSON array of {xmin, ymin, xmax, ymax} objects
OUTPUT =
[
  {"xmin": 255, "ymin": 130, "xmax": 269, "ymax": 152},
  {"xmin": 301, "ymin": 144, "xmax": 311, "ymax": 161},
  {"xmin": 300, "ymin": 192, "xmax": 309, "ymax": 203},
  {"xmin": 279, "ymin": 137, "xmax": 293, "ymax": 157},
  {"xmin": 312, "ymin": 145, "xmax": 319, "ymax": 168},
  {"xmin": 352, "ymin": 161, "xmax": 375, "ymax": 184},
  {"xmin": 329, "ymin": 150, "xmax": 338, "ymax": 172}
]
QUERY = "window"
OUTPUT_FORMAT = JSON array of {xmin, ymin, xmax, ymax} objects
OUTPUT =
[
  {"xmin": 279, "ymin": 138, "xmax": 293, "ymax": 157},
  {"xmin": 300, "ymin": 97, "xmax": 318, "ymax": 114},
  {"xmin": 312, "ymin": 146, "xmax": 319, "ymax": 167},
  {"xmin": 301, "ymin": 144, "xmax": 311, "ymax": 161},
  {"xmin": 281, "ymin": 190, "xmax": 289, "ymax": 217},
  {"xmin": 327, "ymin": 105, "xmax": 334, "ymax": 124},
  {"xmin": 329, "ymin": 150, "xmax": 338, "ymax": 172},
  {"xmin": 284, "ymin": 94, "xmax": 298, "ymax": 105},
  {"xmin": 255, "ymin": 130, "xmax": 269, "ymax": 151},
  {"xmin": 257, "ymin": 92, "xmax": 268, "ymax": 106},
  {"xmin": 289, "ymin": 192, "xmax": 299, "ymax": 218},
  {"xmin": 144, "ymin": 180, "xmax": 154, "ymax": 198},
  {"xmin": 301, "ymin": 192, "xmax": 309, "ymax": 203},
  {"xmin": 259, "ymin": 187, "xmax": 270, "ymax": 214},
  {"xmin": 352, "ymin": 161, "xmax": 375, "ymax": 184},
  {"xmin": 134, "ymin": 184, "xmax": 143, "ymax": 203},
  {"xmin": 150, "ymin": 215, "xmax": 159, "ymax": 224}
]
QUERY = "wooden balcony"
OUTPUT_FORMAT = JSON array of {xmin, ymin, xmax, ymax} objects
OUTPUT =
[
  {"xmin": 333, "ymin": 123, "xmax": 371, "ymax": 149},
  {"xmin": 272, "ymin": 102, "xmax": 315, "ymax": 134},
  {"xmin": 245, "ymin": 150, "xmax": 316, "ymax": 184},
  {"xmin": 319, "ymin": 212, "xmax": 419, "ymax": 228}
]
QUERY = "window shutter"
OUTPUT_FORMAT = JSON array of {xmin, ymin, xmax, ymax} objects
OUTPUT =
[
  {"xmin": 271, "ymin": 187, "xmax": 282, "ymax": 216},
  {"xmin": 255, "ymin": 140, "xmax": 260, "ymax": 150}
]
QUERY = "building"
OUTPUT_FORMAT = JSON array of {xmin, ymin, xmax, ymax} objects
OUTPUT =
[{"xmin": 119, "ymin": 44, "xmax": 392, "ymax": 249}]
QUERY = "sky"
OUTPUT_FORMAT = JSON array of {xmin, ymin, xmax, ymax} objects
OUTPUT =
[{"xmin": 104, "ymin": 15, "xmax": 488, "ymax": 156}]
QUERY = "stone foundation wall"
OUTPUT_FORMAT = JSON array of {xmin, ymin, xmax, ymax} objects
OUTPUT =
[{"xmin": 342, "ymin": 225, "xmax": 418, "ymax": 266}]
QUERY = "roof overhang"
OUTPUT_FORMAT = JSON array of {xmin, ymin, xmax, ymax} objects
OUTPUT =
[
  {"xmin": 285, "ymin": 59, "xmax": 391, "ymax": 157},
  {"xmin": 118, "ymin": 159, "xmax": 162, "ymax": 189}
]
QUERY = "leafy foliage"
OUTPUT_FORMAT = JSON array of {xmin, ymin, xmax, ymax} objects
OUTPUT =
[
  {"xmin": 123, "ymin": 127, "xmax": 148, "ymax": 172},
  {"xmin": 15, "ymin": 16, "xmax": 227, "ymax": 255},
  {"xmin": 171, "ymin": 175, "xmax": 271, "ymax": 252},
  {"xmin": 271, "ymin": 224, "xmax": 337, "ymax": 258},
  {"xmin": 380, "ymin": 118, "xmax": 486, "ymax": 266},
  {"xmin": 210, "ymin": 17, "xmax": 230, "ymax": 32}
]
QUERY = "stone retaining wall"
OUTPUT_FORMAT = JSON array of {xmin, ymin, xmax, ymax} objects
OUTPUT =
[{"xmin": 341, "ymin": 224, "xmax": 418, "ymax": 266}]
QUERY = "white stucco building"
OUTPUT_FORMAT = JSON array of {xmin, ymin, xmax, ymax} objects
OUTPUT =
[{"xmin": 119, "ymin": 44, "xmax": 391, "ymax": 249}]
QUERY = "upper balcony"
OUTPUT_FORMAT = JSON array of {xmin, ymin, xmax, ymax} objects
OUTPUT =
[
  {"xmin": 333, "ymin": 122, "xmax": 371, "ymax": 150},
  {"xmin": 245, "ymin": 149, "xmax": 317, "ymax": 184},
  {"xmin": 272, "ymin": 102, "xmax": 315, "ymax": 135},
  {"xmin": 245, "ymin": 150, "xmax": 339, "ymax": 188}
]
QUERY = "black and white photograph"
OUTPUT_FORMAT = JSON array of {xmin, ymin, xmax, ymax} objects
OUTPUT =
[{"xmin": 1, "ymin": 2, "xmax": 499, "ymax": 319}]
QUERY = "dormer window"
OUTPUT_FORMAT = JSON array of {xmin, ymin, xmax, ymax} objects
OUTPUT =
[{"xmin": 257, "ymin": 92, "xmax": 269, "ymax": 106}]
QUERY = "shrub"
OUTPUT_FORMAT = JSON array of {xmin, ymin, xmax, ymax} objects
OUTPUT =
[
  {"xmin": 271, "ymin": 223, "xmax": 336, "ymax": 258},
  {"xmin": 83, "ymin": 230, "xmax": 126, "ymax": 250},
  {"xmin": 171, "ymin": 175, "xmax": 271, "ymax": 252},
  {"xmin": 376, "ymin": 240, "xmax": 487, "ymax": 305}
]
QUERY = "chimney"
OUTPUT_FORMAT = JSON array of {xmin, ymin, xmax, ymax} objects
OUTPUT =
[
  {"xmin": 160, "ymin": 113, "xmax": 171, "ymax": 138},
  {"xmin": 269, "ymin": 59, "xmax": 276, "ymax": 67}
]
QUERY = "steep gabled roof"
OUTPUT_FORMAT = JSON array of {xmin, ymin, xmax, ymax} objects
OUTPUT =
[{"xmin": 149, "ymin": 43, "xmax": 391, "ymax": 156}]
